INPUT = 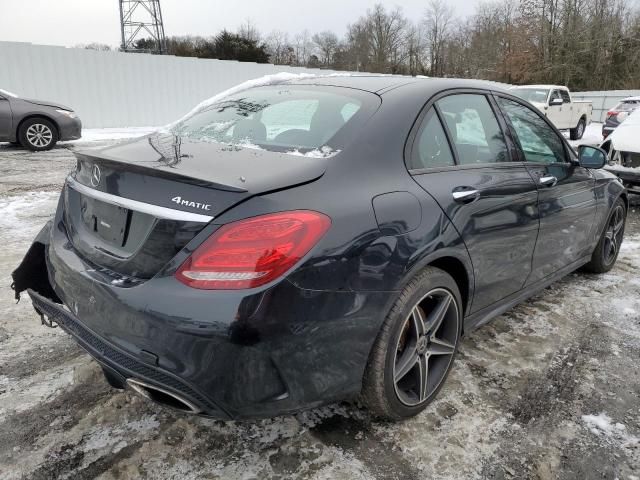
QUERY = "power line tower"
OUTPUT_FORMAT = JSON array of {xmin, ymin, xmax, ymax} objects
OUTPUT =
[{"xmin": 119, "ymin": 0, "xmax": 167, "ymax": 54}]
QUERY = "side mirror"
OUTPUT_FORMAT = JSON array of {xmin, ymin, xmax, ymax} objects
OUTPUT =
[
  {"xmin": 550, "ymin": 97, "xmax": 563, "ymax": 106},
  {"xmin": 578, "ymin": 145, "xmax": 607, "ymax": 169}
]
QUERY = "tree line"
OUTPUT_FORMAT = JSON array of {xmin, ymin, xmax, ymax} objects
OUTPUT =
[{"xmin": 84, "ymin": 0, "xmax": 640, "ymax": 90}]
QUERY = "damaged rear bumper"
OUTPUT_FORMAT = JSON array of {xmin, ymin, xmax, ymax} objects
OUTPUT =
[
  {"xmin": 12, "ymin": 211, "xmax": 383, "ymax": 419},
  {"xmin": 27, "ymin": 289, "xmax": 228, "ymax": 417}
]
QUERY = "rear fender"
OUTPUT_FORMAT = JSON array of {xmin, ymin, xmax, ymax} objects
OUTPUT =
[{"xmin": 11, "ymin": 220, "xmax": 61, "ymax": 304}]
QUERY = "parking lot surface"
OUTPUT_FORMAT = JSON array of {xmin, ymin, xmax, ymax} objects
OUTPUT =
[{"xmin": 1, "ymin": 136, "xmax": 639, "ymax": 480}]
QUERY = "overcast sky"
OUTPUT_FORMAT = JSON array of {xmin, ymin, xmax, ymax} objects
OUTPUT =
[{"xmin": 0, "ymin": 0, "xmax": 478, "ymax": 48}]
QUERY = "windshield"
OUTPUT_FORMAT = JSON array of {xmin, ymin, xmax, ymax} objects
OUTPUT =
[
  {"xmin": 0, "ymin": 88, "xmax": 18, "ymax": 98},
  {"xmin": 511, "ymin": 88, "xmax": 549, "ymax": 104},
  {"xmin": 615, "ymin": 100, "xmax": 640, "ymax": 112},
  {"xmin": 171, "ymin": 86, "xmax": 375, "ymax": 157}
]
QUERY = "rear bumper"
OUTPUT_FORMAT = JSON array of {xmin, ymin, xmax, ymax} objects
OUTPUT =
[
  {"xmin": 29, "ymin": 289, "xmax": 228, "ymax": 417},
  {"xmin": 30, "ymin": 204, "xmax": 390, "ymax": 419}
]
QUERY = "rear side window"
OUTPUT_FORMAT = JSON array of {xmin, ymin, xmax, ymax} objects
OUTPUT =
[
  {"xmin": 550, "ymin": 90, "xmax": 563, "ymax": 103},
  {"xmin": 409, "ymin": 108, "xmax": 455, "ymax": 170},
  {"xmin": 560, "ymin": 90, "xmax": 571, "ymax": 103},
  {"xmin": 436, "ymin": 94, "xmax": 509, "ymax": 164},
  {"xmin": 497, "ymin": 97, "xmax": 567, "ymax": 164}
]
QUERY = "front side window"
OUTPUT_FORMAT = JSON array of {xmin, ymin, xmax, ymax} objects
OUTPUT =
[
  {"xmin": 436, "ymin": 94, "xmax": 509, "ymax": 165},
  {"xmin": 560, "ymin": 90, "xmax": 571, "ymax": 103},
  {"xmin": 410, "ymin": 108, "xmax": 455, "ymax": 170},
  {"xmin": 171, "ymin": 86, "xmax": 375, "ymax": 157},
  {"xmin": 497, "ymin": 97, "xmax": 567, "ymax": 164}
]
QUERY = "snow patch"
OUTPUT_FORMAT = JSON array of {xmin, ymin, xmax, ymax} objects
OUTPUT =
[
  {"xmin": 582, "ymin": 413, "xmax": 640, "ymax": 448},
  {"xmin": 83, "ymin": 415, "xmax": 160, "ymax": 452},
  {"xmin": 0, "ymin": 192, "xmax": 59, "ymax": 241},
  {"xmin": 287, "ymin": 146, "xmax": 341, "ymax": 158},
  {"xmin": 63, "ymin": 126, "xmax": 158, "ymax": 143}
]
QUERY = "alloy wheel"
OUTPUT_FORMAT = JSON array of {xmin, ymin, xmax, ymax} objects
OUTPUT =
[
  {"xmin": 26, "ymin": 123, "xmax": 53, "ymax": 148},
  {"xmin": 393, "ymin": 288, "xmax": 459, "ymax": 406},
  {"xmin": 577, "ymin": 121, "xmax": 584, "ymax": 137},
  {"xmin": 603, "ymin": 205, "xmax": 625, "ymax": 265}
]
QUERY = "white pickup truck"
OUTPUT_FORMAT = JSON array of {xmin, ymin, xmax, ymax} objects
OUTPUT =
[{"xmin": 510, "ymin": 85, "xmax": 593, "ymax": 140}]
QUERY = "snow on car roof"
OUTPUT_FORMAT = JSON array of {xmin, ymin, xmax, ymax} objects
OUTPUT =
[
  {"xmin": 0, "ymin": 88, "xmax": 18, "ymax": 98},
  {"xmin": 166, "ymin": 72, "xmax": 363, "ymax": 127},
  {"xmin": 621, "ymin": 96, "xmax": 640, "ymax": 102},
  {"xmin": 604, "ymin": 108, "xmax": 640, "ymax": 153}
]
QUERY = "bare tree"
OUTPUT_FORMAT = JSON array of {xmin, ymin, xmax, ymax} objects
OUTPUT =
[
  {"xmin": 312, "ymin": 31, "xmax": 339, "ymax": 66},
  {"xmin": 77, "ymin": 43, "xmax": 112, "ymax": 51},
  {"xmin": 238, "ymin": 19, "xmax": 261, "ymax": 43},
  {"xmin": 266, "ymin": 30, "xmax": 293, "ymax": 65},
  {"xmin": 293, "ymin": 30, "xmax": 314, "ymax": 66},
  {"xmin": 423, "ymin": 0, "xmax": 454, "ymax": 77}
]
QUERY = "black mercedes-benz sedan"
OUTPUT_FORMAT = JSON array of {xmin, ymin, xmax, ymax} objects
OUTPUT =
[{"xmin": 13, "ymin": 76, "xmax": 627, "ymax": 420}]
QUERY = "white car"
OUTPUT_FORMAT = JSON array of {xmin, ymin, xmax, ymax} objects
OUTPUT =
[
  {"xmin": 510, "ymin": 85, "xmax": 593, "ymax": 140},
  {"xmin": 601, "ymin": 108, "xmax": 640, "ymax": 194}
]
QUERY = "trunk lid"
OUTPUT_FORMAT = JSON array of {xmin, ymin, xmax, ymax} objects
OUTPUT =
[{"xmin": 63, "ymin": 132, "xmax": 327, "ymax": 279}]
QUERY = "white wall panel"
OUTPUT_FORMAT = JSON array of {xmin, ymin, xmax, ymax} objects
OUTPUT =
[{"xmin": 0, "ymin": 42, "xmax": 337, "ymax": 128}]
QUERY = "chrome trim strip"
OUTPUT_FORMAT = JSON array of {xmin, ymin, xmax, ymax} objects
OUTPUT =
[{"xmin": 66, "ymin": 176, "xmax": 214, "ymax": 223}]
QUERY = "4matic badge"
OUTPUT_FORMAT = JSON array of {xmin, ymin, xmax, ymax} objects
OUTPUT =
[{"xmin": 171, "ymin": 196, "xmax": 212, "ymax": 211}]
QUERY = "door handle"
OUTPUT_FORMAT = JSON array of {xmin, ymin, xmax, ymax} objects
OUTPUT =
[
  {"xmin": 539, "ymin": 175, "xmax": 558, "ymax": 187},
  {"xmin": 452, "ymin": 189, "xmax": 480, "ymax": 203}
]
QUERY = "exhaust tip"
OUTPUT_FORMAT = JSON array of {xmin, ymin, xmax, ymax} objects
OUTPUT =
[{"xmin": 126, "ymin": 378, "xmax": 202, "ymax": 414}]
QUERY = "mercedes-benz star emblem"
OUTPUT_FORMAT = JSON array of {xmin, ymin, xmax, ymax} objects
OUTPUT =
[{"xmin": 90, "ymin": 164, "xmax": 101, "ymax": 187}]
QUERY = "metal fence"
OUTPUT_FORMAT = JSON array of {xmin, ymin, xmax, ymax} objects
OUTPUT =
[
  {"xmin": 572, "ymin": 90, "xmax": 640, "ymax": 123},
  {"xmin": 3, "ymin": 41, "xmax": 637, "ymax": 127},
  {"xmin": 0, "ymin": 42, "xmax": 338, "ymax": 128}
]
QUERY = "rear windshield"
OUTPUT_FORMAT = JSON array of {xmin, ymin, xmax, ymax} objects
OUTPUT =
[
  {"xmin": 615, "ymin": 100, "xmax": 640, "ymax": 111},
  {"xmin": 511, "ymin": 88, "xmax": 549, "ymax": 103},
  {"xmin": 171, "ymin": 86, "xmax": 377, "ymax": 157}
]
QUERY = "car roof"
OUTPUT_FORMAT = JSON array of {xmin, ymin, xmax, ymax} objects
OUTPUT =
[
  {"xmin": 289, "ymin": 74, "xmax": 510, "ymax": 95},
  {"xmin": 511, "ymin": 84, "xmax": 567, "ymax": 90},
  {"xmin": 621, "ymin": 96, "xmax": 640, "ymax": 102}
]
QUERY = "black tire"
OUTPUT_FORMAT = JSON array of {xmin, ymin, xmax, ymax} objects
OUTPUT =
[
  {"xmin": 18, "ymin": 117, "xmax": 58, "ymax": 151},
  {"xmin": 583, "ymin": 197, "xmax": 626, "ymax": 273},
  {"xmin": 569, "ymin": 118, "xmax": 586, "ymax": 140},
  {"xmin": 362, "ymin": 266, "xmax": 462, "ymax": 420}
]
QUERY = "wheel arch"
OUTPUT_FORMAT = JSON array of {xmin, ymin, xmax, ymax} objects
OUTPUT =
[
  {"xmin": 402, "ymin": 248, "xmax": 474, "ymax": 322},
  {"xmin": 428, "ymin": 256, "xmax": 471, "ymax": 320},
  {"xmin": 16, "ymin": 114, "xmax": 60, "ymax": 140}
]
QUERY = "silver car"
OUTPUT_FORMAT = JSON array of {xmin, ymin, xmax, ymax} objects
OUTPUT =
[{"xmin": 0, "ymin": 88, "xmax": 82, "ymax": 151}]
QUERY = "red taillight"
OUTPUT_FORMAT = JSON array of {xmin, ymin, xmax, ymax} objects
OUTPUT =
[
  {"xmin": 606, "ymin": 110, "xmax": 618, "ymax": 120},
  {"xmin": 175, "ymin": 210, "xmax": 331, "ymax": 290}
]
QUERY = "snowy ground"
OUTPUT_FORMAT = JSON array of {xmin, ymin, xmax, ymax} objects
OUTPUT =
[
  {"xmin": 1, "ymin": 133, "xmax": 639, "ymax": 479},
  {"xmin": 566, "ymin": 122, "xmax": 604, "ymax": 148}
]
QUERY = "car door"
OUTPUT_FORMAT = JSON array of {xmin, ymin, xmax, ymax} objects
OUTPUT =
[
  {"xmin": 0, "ymin": 95, "xmax": 12, "ymax": 140},
  {"xmin": 407, "ymin": 92, "xmax": 540, "ymax": 313},
  {"xmin": 495, "ymin": 95, "xmax": 597, "ymax": 284},
  {"xmin": 559, "ymin": 89, "xmax": 575, "ymax": 127},
  {"xmin": 547, "ymin": 89, "xmax": 568, "ymax": 129}
]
